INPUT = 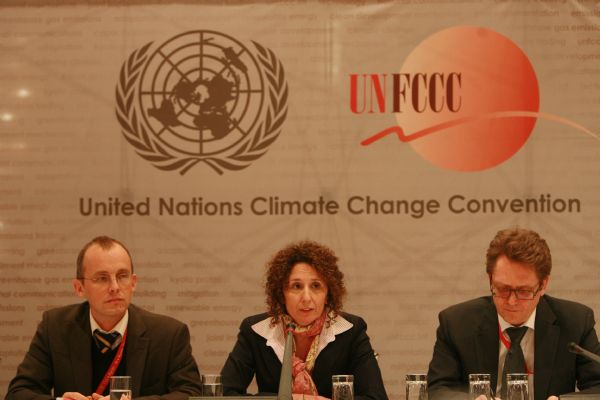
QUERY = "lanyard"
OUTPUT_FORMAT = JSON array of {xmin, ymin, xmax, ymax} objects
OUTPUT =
[
  {"xmin": 498, "ymin": 323, "xmax": 532, "ymax": 374},
  {"xmin": 94, "ymin": 329, "xmax": 128, "ymax": 395}
]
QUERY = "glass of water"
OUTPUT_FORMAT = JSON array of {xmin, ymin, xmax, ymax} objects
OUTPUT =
[
  {"xmin": 201, "ymin": 374, "xmax": 223, "ymax": 396},
  {"xmin": 332, "ymin": 374, "xmax": 354, "ymax": 400},
  {"xmin": 506, "ymin": 373, "xmax": 529, "ymax": 400},
  {"xmin": 468, "ymin": 373, "xmax": 491, "ymax": 400},
  {"xmin": 109, "ymin": 376, "xmax": 132, "ymax": 400},
  {"xmin": 405, "ymin": 373, "xmax": 427, "ymax": 400}
]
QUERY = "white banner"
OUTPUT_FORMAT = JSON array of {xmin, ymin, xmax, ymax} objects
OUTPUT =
[{"xmin": 1, "ymin": 2, "xmax": 600, "ymax": 398}]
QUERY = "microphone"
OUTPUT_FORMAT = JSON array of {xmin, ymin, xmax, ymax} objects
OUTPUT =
[
  {"xmin": 277, "ymin": 323, "xmax": 295, "ymax": 400},
  {"xmin": 568, "ymin": 342, "xmax": 600, "ymax": 364}
]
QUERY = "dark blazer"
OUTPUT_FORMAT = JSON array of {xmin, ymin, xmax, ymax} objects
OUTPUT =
[
  {"xmin": 221, "ymin": 312, "xmax": 388, "ymax": 400},
  {"xmin": 5, "ymin": 302, "xmax": 202, "ymax": 400},
  {"xmin": 427, "ymin": 295, "xmax": 600, "ymax": 400}
]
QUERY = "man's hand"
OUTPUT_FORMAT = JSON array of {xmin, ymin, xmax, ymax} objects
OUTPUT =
[
  {"xmin": 62, "ymin": 392, "xmax": 91, "ymax": 400},
  {"xmin": 62, "ymin": 392, "xmax": 108, "ymax": 400}
]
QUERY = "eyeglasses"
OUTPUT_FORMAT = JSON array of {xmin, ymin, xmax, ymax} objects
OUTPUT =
[
  {"xmin": 79, "ymin": 272, "xmax": 132, "ymax": 287},
  {"xmin": 490, "ymin": 284, "xmax": 542, "ymax": 300}
]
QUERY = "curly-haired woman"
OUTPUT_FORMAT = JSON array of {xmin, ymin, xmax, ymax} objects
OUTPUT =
[{"xmin": 221, "ymin": 240, "xmax": 388, "ymax": 400}]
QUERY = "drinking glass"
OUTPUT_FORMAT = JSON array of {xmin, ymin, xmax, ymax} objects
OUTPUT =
[
  {"xmin": 405, "ymin": 373, "xmax": 427, "ymax": 400},
  {"xmin": 109, "ymin": 376, "xmax": 132, "ymax": 400},
  {"xmin": 332, "ymin": 374, "xmax": 354, "ymax": 400},
  {"xmin": 201, "ymin": 374, "xmax": 223, "ymax": 396},
  {"xmin": 506, "ymin": 373, "xmax": 529, "ymax": 400},
  {"xmin": 468, "ymin": 373, "xmax": 491, "ymax": 400}
]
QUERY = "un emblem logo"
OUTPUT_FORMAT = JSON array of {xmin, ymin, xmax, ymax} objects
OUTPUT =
[{"xmin": 115, "ymin": 30, "xmax": 288, "ymax": 175}]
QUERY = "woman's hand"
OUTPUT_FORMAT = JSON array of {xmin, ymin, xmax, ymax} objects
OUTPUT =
[{"xmin": 292, "ymin": 393, "xmax": 330, "ymax": 400}]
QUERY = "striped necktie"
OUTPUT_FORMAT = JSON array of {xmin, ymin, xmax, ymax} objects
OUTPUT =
[{"xmin": 93, "ymin": 329, "xmax": 122, "ymax": 354}]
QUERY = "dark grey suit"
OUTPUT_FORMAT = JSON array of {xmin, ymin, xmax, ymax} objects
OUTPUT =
[
  {"xmin": 427, "ymin": 295, "xmax": 600, "ymax": 400},
  {"xmin": 5, "ymin": 302, "xmax": 202, "ymax": 400}
]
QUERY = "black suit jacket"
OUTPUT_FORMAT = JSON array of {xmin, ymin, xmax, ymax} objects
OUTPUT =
[
  {"xmin": 221, "ymin": 312, "xmax": 388, "ymax": 400},
  {"xmin": 5, "ymin": 302, "xmax": 202, "ymax": 400},
  {"xmin": 427, "ymin": 295, "xmax": 600, "ymax": 400}
]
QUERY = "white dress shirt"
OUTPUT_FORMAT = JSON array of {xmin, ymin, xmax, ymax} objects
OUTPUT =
[{"xmin": 90, "ymin": 310, "xmax": 129, "ymax": 337}]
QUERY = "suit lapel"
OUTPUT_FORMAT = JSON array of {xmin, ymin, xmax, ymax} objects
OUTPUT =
[
  {"xmin": 534, "ymin": 296, "xmax": 559, "ymax": 400},
  {"xmin": 68, "ymin": 303, "xmax": 93, "ymax": 394},
  {"xmin": 125, "ymin": 306, "xmax": 149, "ymax": 397},
  {"xmin": 475, "ymin": 299, "xmax": 501, "ymax": 391}
]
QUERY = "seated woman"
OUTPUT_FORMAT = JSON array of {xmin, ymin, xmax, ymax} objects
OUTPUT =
[{"xmin": 221, "ymin": 240, "xmax": 388, "ymax": 400}]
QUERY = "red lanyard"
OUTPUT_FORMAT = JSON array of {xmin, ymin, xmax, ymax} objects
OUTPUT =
[
  {"xmin": 94, "ymin": 329, "xmax": 128, "ymax": 395},
  {"xmin": 498, "ymin": 323, "xmax": 532, "ymax": 374}
]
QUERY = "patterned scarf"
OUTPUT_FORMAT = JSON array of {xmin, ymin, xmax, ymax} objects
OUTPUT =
[{"xmin": 282, "ymin": 311, "xmax": 327, "ymax": 396}]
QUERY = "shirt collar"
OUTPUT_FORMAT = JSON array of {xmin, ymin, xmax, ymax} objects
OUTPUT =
[
  {"xmin": 251, "ymin": 314, "xmax": 353, "ymax": 362},
  {"xmin": 498, "ymin": 308, "xmax": 536, "ymax": 332},
  {"xmin": 90, "ymin": 310, "xmax": 129, "ymax": 336}
]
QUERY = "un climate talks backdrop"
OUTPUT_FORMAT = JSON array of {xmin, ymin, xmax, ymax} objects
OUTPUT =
[{"xmin": 1, "ymin": 3, "xmax": 600, "ymax": 399}]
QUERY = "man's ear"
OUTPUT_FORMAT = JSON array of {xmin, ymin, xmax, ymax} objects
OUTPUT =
[
  {"xmin": 540, "ymin": 276, "xmax": 550, "ymax": 296},
  {"xmin": 131, "ymin": 274, "xmax": 138, "ymax": 292},
  {"xmin": 73, "ymin": 279, "xmax": 85, "ymax": 298}
]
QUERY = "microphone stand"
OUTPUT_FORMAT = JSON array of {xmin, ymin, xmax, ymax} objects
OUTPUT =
[
  {"xmin": 568, "ymin": 342, "xmax": 600, "ymax": 365},
  {"xmin": 277, "ymin": 324, "xmax": 294, "ymax": 400}
]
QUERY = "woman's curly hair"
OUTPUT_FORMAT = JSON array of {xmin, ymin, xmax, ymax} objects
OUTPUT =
[{"xmin": 265, "ymin": 240, "xmax": 346, "ymax": 323}]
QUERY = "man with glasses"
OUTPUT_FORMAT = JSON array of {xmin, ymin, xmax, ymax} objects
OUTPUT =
[
  {"xmin": 427, "ymin": 228, "xmax": 600, "ymax": 400},
  {"xmin": 6, "ymin": 236, "xmax": 202, "ymax": 400}
]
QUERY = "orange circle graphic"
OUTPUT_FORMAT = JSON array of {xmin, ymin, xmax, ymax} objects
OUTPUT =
[{"xmin": 397, "ymin": 26, "xmax": 539, "ymax": 171}]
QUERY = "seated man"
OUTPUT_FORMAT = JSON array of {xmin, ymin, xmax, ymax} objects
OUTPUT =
[
  {"xmin": 6, "ymin": 236, "xmax": 202, "ymax": 400},
  {"xmin": 427, "ymin": 228, "xmax": 600, "ymax": 400}
]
